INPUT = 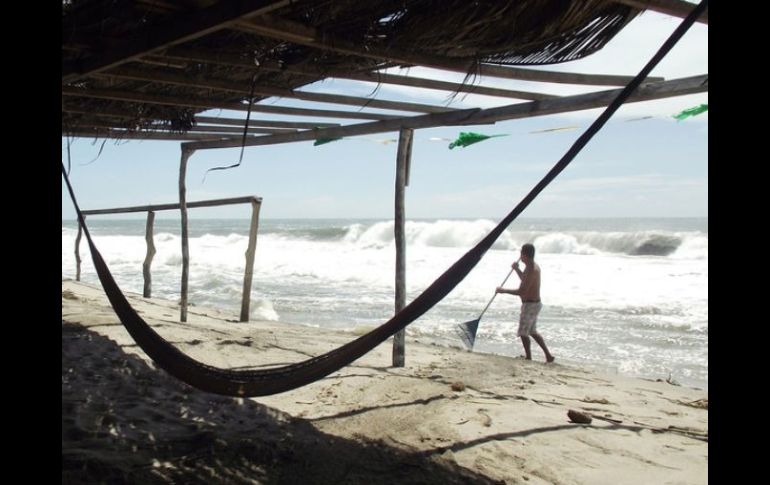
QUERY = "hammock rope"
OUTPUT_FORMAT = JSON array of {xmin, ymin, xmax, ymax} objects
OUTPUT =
[{"xmin": 61, "ymin": 0, "xmax": 706, "ymax": 397}]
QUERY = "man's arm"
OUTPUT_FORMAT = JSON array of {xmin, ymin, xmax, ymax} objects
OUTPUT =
[
  {"xmin": 512, "ymin": 260, "xmax": 523, "ymax": 280},
  {"xmin": 497, "ymin": 266, "xmax": 533, "ymax": 296}
]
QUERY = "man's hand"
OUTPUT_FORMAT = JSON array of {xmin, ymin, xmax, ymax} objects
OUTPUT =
[
  {"xmin": 512, "ymin": 259, "xmax": 521, "ymax": 271},
  {"xmin": 496, "ymin": 286, "xmax": 504, "ymax": 294}
]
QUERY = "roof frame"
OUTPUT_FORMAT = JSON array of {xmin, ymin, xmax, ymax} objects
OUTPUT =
[
  {"xmin": 182, "ymin": 75, "xmax": 708, "ymax": 150},
  {"xmin": 235, "ymin": 16, "xmax": 665, "ymax": 86},
  {"xmin": 62, "ymin": 1, "xmax": 706, "ymax": 139},
  {"xmin": 63, "ymin": 0, "xmax": 292, "ymax": 83}
]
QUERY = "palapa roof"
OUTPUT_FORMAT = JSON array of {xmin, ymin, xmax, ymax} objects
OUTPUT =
[{"xmin": 61, "ymin": 0, "xmax": 708, "ymax": 146}]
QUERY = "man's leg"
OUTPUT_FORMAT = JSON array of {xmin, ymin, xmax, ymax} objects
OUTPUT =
[
  {"xmin": 520, "ymin": 336, "xmax": 532, "ymax": 360},
  {"xmin": 531, "ymin": 332, "xmax": 555, "ymax": 363}
]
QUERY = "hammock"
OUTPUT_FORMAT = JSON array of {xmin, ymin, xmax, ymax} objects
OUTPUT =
[{"xmin": 60, "ymin": 1, "xmax": 705, "ymax": 397}]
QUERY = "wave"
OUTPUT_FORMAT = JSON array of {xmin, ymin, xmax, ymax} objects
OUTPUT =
[
  {"xmin": 339, "ymin": 221, "xmax": 704, "ymax": 257},
  {"xmin": 63, "ymin": 219, "xmax": 707, "ymax": 258},
  {"xmin": 571, "ymin": 231, "xmax": 684, "ymax": 256}
]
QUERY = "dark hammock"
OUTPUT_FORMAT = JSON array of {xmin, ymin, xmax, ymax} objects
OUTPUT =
[{"xmin": 60, "ymin": 1, "xmax": 705, "ymax": 397}]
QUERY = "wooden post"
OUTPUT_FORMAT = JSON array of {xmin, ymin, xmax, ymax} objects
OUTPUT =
[
  {"xmin": 392, "ymin": 128, "xmax": 413, "ymax": 367},
  {"xmin": 75, "ymin": 216, "xmax": 84, "ymax": 281},
  {"xmin": 179, "ymin": 147, "xmax": 194, "ymax": 322},
  {"xmin": 240, "ymin": 199, "xmax": 262, "ymax": 322},
  {"xmin": 143, "ymin": 210, "xmax": 156, "ymax": 298}
]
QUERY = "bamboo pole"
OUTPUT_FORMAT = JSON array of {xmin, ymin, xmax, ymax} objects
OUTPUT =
[
  {"xmin": 101, "ymin": 66, "xmax": 456, "ymax": 114},
  {"xmin": 179, "ymin": 147, "xmax": 194, "ymax": 322},
  {"xmin": 67, "ymin": 130, "xmax": 227, "ymax": 141},
  {"xmin": 63, "ymin": 86, "xmax": 399, "ymax": 121},
  {"xmin": 62, "ymin": 107, "xmax": 341, "ymax": 129},
  {"xmin": 183, "ymin": 75, "xmax": 708, "ymax": 151},
  {"xmin": 143, "ymin": 211, "xmax": 156, "ymax": 298},
  {"xmin": 82, "ymin": 196, "xmax": 259, "ymax": 215},
  {"xmin": 193, "ymin": 116, "xmax": 338, "ymax": 129},
  {"xmin": 75, "ymin": 216, "xmax": 84, "ymax": 281},
  {"xmin": 161, "ymin": 47, "xmax": 557, "ymax": 101},
  {"xmin": 392, "ymin": 128, "xmax": 413, "ymax": 367},
  {"xmin": 240, "ymin": 199, "xmax": 262, "ymax": 322}
]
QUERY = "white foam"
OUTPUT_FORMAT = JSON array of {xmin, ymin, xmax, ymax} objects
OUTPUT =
[{"xmin": 62, "ymin": 218, "xmax": 708, "ymax": 388}]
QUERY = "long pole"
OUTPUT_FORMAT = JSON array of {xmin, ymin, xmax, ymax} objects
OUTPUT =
[
  {"xmin": 179, "ymin": 147, "xmax": 194, "ymax": 322},
  {"xmin": 392, "ymin": 128, "xmax": 413, "ymax": 367}
]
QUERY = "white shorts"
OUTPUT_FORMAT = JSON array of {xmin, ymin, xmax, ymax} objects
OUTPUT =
[{"xmin": 517, "ymin": 301, "xmax": 543, "ymax": 337}]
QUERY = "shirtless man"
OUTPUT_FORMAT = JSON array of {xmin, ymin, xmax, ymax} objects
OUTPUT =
[{"xmin": 496, "ymin": 243, "xmax": 555, "ymax": 363}]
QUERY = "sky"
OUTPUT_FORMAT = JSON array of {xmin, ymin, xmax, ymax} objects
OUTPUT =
[{"xmin": 61, "ymin": 8, "xmax": 707, "ymax": 221}]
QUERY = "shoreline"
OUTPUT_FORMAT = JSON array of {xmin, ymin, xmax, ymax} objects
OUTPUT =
[
  {"xmin": 64, "ymin": 272, "xmax": 709, "ymax": 392},
  {"xmin": 62, "ymin": 279, "xmax": 708, "ymax": 484}
]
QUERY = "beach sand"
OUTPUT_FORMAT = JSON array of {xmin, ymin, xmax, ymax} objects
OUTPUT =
[{"xmin": 62, "ymin": 280, "xmax": 707, "ymax": 484}]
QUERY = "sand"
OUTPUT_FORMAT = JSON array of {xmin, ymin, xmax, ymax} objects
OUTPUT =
[{"xmin": 62, "ymin": 280, "xmax": 707, "ymax": 484}]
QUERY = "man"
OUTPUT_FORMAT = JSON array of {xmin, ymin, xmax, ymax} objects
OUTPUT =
[{"xmin": 496, "ymin": 243, "xmax": 555, "ymax": 363}]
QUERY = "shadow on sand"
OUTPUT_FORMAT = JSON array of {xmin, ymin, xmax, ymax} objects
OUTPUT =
[{"xmin": 62, "ymin": 322, "xmax": 504, "ymax": 484}]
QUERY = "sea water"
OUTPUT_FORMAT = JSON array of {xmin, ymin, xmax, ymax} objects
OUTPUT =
[{"xmin": 62, "ymin": 217, "xmax": 708, "ymax": 389}]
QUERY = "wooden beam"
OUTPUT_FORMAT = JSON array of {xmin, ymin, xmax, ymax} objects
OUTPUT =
[
  {"xmin": 62, "ymin": 87, "xmax": 400, "ymax": 121},
  {"xmin": 65, "ymin": 129, "xmax": 237, "ymax": 141},
  {"xmin": 64, "ymin": 107, "xmax": 341, "ymax": 130},
  {"xmin": 81, "ymin": 196, "xmax": 262, "ymax": 216},
  {"xmin": 613, "ymin": 0, "xmax": 708, "ymax": 24},
  {"xmin": 179, "ymin": 148, "xmax": 193, "ymax": 322},
  {"xmin": 235, "ymin": 14, "xmax": 316, "ymax": 44},
  {"xmin": 63, "ymin": 106, "xmax": 159, "ymax": 120},
  {"xmin": 143, "ymin": 211, "xmax": 156, "ymax": 298},
  {"xmin": 194, "ymin": 116, "xmax": 338, "ymax": 129},
  {"xmin": 186, "ymin": 125, "xmax": 297, "ymax": 135},
  {"xmin": 183, "ymin": 75, "xmax": 707, "ymax": 150},
  {"xmin": 236, "ymin": 17, "xmax": 665, "ymax": 86},
  {"xmin": 161, "ymin": 47, "xmax": 557, "ymax": 101},
  {"xmin": 99, "ymin": 67, "xmax": 457, "ymax": 114},
  {"xmin": 98, "ymin": 67, "xmax": 286, "ymax": 97},
  {"xmin": 138, "ymin": 55, "xmax": 188, "ymax": 69},
  {"xmin": 346, "ymin": 71, "xmax": 558, "ymax": 101},
  {"xmin": 63, "ymin": 0, "xmax": 291, "ymax": 83},
  {"xmin": 240, "ymin": 199, "xmax": 262, "ymax": 322},
  {"xmin": 65, "ymin": 119, "xmax": 286, "ymax": 135},
  {"xmin": 392, "ymin": 127, "xmax": 413, "ymax": 368}
]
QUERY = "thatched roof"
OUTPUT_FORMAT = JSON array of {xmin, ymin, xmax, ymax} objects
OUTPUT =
[{"xmin": 62, "ymin": 0, "xmax": 649, "ymax": 138}]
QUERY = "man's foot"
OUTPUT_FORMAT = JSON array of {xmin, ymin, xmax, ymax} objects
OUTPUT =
[{"xmin": 546, "ymin": 355, "xmax": 555, "ymax": 363}]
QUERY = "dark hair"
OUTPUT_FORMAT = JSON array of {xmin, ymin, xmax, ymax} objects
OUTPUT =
[{"xmin": 521, "ymin": 243, "xmax": 535, "ymax": 259}]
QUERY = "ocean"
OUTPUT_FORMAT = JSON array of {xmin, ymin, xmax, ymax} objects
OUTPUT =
[{"xmin": 61, "ymin": 217, "xmax": 708, "ymax": 389}]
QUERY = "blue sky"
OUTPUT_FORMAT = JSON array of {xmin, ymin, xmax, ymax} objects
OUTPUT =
[{"xmin": 62, "ymin": 9, "xmax": 707, "ymax": 220}]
